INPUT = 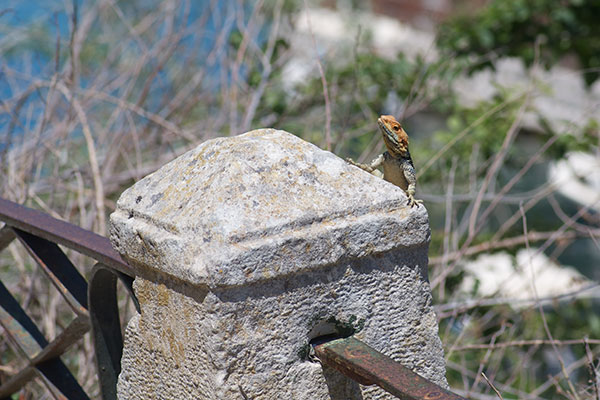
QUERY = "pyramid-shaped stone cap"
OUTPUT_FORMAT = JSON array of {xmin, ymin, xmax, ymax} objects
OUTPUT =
[{"xmin": 110, "ymin": 129, "xmax": 430, "ymax": 288}]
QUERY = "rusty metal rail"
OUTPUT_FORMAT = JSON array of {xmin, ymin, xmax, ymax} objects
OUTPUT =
[
  {"xmin": 1, "ymin": 197, "xmax": 465, "ymax": 399},
  {"xmin": 0, "ymin": 197, "xmax": 127, "ymax": 272},
  {"xmin": 313, "ymin": 336, "xmax": 466, "ymax": 399}
]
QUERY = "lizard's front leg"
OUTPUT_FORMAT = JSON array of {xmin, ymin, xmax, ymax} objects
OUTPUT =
[
  {"xmin": 405, "ymin": 184, "xmax": 423, "ymax": 208},
  {"xmin": 346, "ymin": 154, "xmax": 384, "ymax": 177},
  {"xmin": 403, "ymin": 159, "xmax": 423, "ymax": 208}
]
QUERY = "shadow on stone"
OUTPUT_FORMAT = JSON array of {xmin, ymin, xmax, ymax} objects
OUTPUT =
[{"xmin": 322, "ymin": 365, "xmax": 364, "ymax": 400}]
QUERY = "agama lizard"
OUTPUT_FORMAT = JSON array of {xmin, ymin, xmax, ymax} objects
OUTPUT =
[{"xmin": 346, "ymin": 115, "xmax": 422, "ymax": 208}]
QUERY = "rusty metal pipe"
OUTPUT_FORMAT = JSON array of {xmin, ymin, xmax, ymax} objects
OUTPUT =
[{"xmin": 313, "ymin": 336, "xmax": 465, "ymax": 400}]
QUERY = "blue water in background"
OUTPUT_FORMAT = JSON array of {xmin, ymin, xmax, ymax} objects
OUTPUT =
[
  {"xmin": 1, "ymin": 2, "xmax": 62, "ymax": 143},
  {"xmin": 2, "ymin": 1, "xmax": 67, "ymax": 27},
  {"xmin": 1, "ymin": 1, "xmax": 69, "ymax": 74},
  {"xmin": 0, "ymin": 0, "xmax": 246, "ymax": 149}
]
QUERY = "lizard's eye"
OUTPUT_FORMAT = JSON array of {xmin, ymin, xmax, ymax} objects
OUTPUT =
[{"xmin": 393, "ymin": 125, "xmax": 400, "ymax": 131}]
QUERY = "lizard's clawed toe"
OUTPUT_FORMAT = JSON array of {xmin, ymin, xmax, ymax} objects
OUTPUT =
[{"xmin": 407, "ymin": 196, "xmax": 423, "ymax": 208}]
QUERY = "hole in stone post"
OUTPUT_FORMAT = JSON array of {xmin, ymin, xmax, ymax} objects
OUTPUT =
[
  {"xmin": 298, "ymin": 316, "xmax": 365, "ymax": 361},
  {"xmin": 309, "ymin": 316, "xmax": 364, "ymax": 341},
  {"xmin": 308, "ymin": 319, "xmax": 346, "ymax": 342},
  {"xmin": 298, "ymin": 316, "xmax": 365, "ymax": 360}
]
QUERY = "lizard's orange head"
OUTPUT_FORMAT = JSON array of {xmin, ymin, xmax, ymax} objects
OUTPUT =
[{"xmin": 377, "ymin": 115, "xmax": 408, "ymax": 157}]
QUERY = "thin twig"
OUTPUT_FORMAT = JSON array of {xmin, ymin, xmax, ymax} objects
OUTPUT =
[
  {"xmin": 417, "ymin": 94, "xmax": 524, "ymax": 179},
  {"xmin": 537, "ymin": 199, "xmax": 600, "ymax": 256},
  {"xmin": 468, "ymin": 96, "xmax": 528, "ymax": 237},
  {"xmin": 303, "ymin": 2, "xmax": 332, "ymax": 151},
  {"xmin": 429, "ymin": 229, "xmax": 600, "ymax": 266},
  {"xmin": 520, "ymin": 203, "xmax": 580, "ymax": 400},
  {"xmin": 241, "ymin": 0, "xmax": 284, "ymax": 131},
  {"xmin": 467, "ymin": 323, "xmax": 506, "ymax": 397},
  {"xmin": 529, "ymin": 345, "xmax": 600, "ymax": 398},
  {"xmin": 491, "ymin": 182, "xmax": 556, "ymax": 242},
  {"xmin": 446, "ymin": 359, "xmax": 533, "ymax": 399},
  {"xmin": 435, "ymin": 282, "xmax": 600, "ymax": 316},
  {"xmin": 439, "ymin": 156, "xmax": 458, "ymax": 300},
  {"xmin": 57, "ymin": 83, "xmax": 106, "ymax": 235},
  {"xmin": 230, "ymin": 0, "xmax": 263, "ymax": 134},
  {"xmin": 452, "ymin": 338, "xmax": 600, "ymax": 351},
  {"xmin": 585, "ymin": 337, "xmax": 600, "ymax": 400},
  {"xmin": 481, "ymin": 372, "xmax": 504, "ymax": 399},
  {"xmin": 475, "ymin": 135, "xmax": 558, "ymax": 234}
]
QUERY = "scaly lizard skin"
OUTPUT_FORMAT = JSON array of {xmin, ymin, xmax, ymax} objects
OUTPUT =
[{"xmin": 346, "ymin": 115, "xmax": 423, "ymax": 208}]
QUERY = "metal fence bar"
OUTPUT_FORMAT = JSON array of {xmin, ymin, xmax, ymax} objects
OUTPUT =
[
  {"xmin": 313, "ymin": 336, "xmax": 466, "ymax": 400},
  {"xmin": 0, "ymin": 279, "xmax": 48, "ymax": 354},
  {"xmin": 0, "ymin": 280, "xmax": 90, "ymax": 399},
  {"xmin": 0, "ymin": 197, "xmax": 128, "ymax": 273},
  {"xmin": 0, "ymin": 225, "xmax": 15, "ymax": 252},
  {"xmin": 0, "ymin": 198, "xmax": 133, "ymax": 399},
  {"xmin": 14, "ymin": 228, "xmax": 89, "ymax": 314},
  {"xmin": 88, "ymin": 264, "xmax": 139, "ymax": 400},
  {"xmin": 0, "ymin": 316, "xmax": 89, "ymax": 397}
]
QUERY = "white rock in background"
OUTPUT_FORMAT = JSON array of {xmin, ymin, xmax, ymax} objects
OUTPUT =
[
  {"xmin": 287, "ymin": 8, "xmax": 600, "ymax": 133},
  {"xmin": 454, "ymin": 58, "xmax": 600, "ymax": 133},
  {"xmin": 460, "ymin": 249, "xmax": 590, "ymax": 303},
  {"xmin": 549, "ymin": 151, "xmax": 600, "ymax": 211},
  {"xmin": 282, "ymin": 8, "xmax": 436, "ymax": 91}
]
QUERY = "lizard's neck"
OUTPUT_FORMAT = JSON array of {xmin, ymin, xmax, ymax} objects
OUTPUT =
[
  {"xmin": 383, "ymin": 139, "xmax": 409, "ymax": 159},
  {"xmin": 379, "ymin": 126, "xmax": 409, "ymax": 159}
]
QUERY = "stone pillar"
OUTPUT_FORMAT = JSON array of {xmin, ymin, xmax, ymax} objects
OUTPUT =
[{"xmin": 109, "ymin": 129, "xmax": 447, "ymax": 399}]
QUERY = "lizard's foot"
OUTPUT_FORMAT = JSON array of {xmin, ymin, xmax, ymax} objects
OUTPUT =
[
  {"xmin": 407, "ymin": 194, "xmax": 423, "ymax": 208},
  {"xmin": 345, "ymin": 157, "xmax": 374, "ymax": 173}
]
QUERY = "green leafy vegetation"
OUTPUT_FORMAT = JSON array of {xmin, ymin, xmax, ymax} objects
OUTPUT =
[{"xmin": 437, "ymin": 0, "xmax": 600, "ymax": 85}]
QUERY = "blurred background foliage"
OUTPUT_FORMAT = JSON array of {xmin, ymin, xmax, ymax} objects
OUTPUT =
[
  {"xmin": 437, "ymin": 0, "xmax": 600, "ymax": 85},
  {"xmin": 1, "ymin": 0, "xmax": 600, "ymax": 398}
]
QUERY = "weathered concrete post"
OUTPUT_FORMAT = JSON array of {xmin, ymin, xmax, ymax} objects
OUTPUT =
[{"xmin": 110, "ymin": 129, "xmax": 447, "ymax": 399}]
